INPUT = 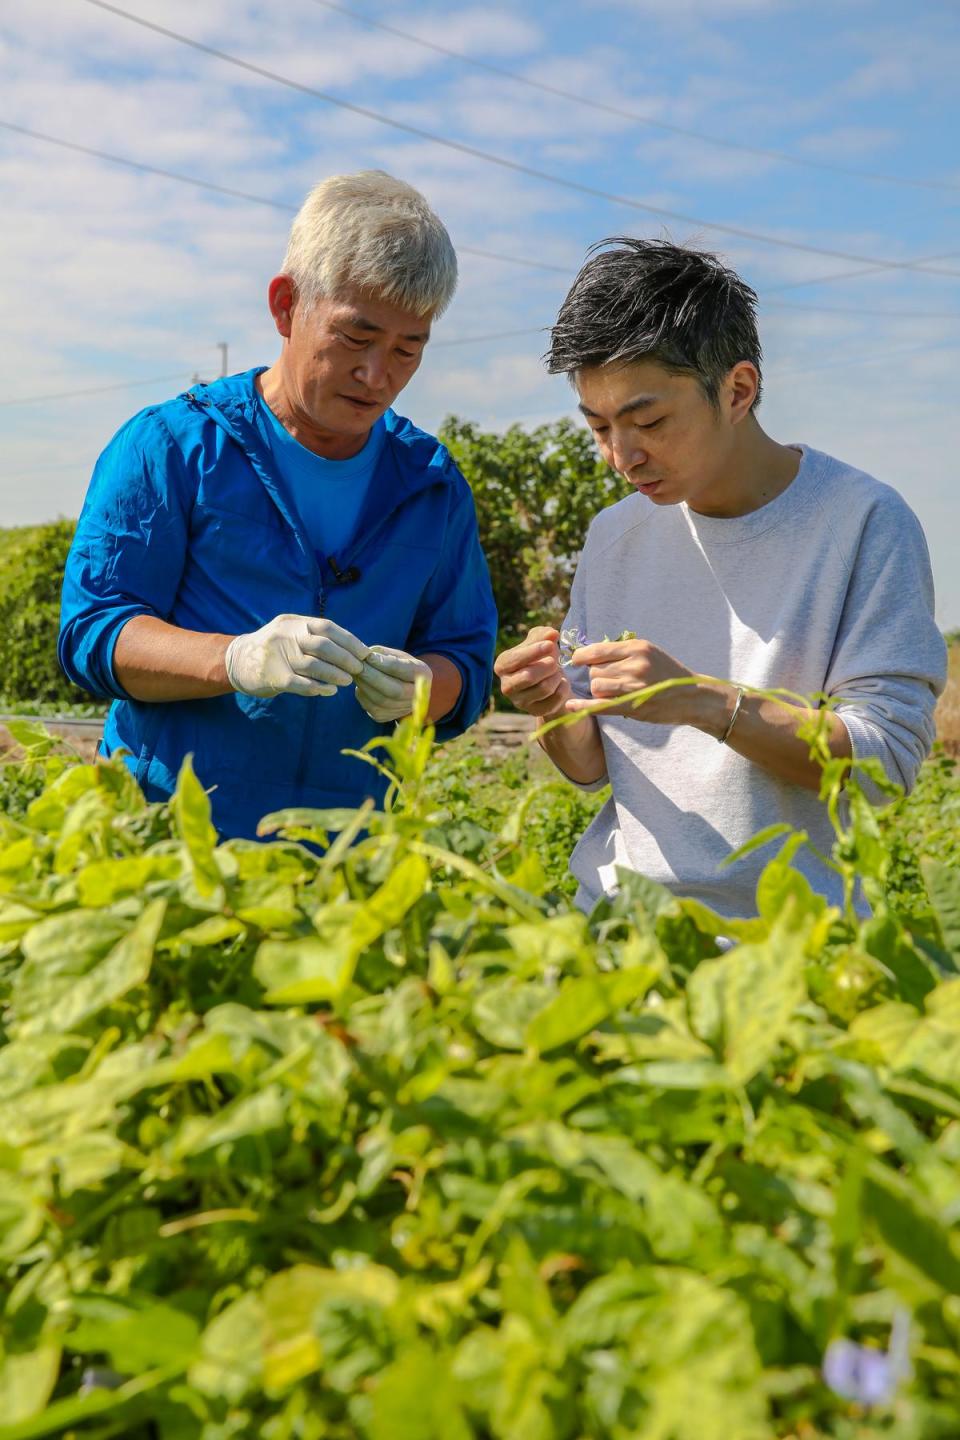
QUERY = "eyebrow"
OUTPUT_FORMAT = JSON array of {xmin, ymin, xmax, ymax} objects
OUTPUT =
[
  {"xmin": 342, "ymin": 311, "xmax": 431, "ymax": 344},
  {"xmin": 579, "ymin": 393, "xmax": 659, "ymax": 420}
]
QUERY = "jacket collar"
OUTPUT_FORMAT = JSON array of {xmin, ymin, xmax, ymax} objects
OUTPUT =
[{"xmin": 185, "ymin": 368, "xmax": 452, "ymax": 566}]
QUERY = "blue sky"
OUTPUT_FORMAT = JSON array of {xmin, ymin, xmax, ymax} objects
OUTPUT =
[{"xmin": 2, "ymin": 0, "xmax": 959, "ymax": 623}]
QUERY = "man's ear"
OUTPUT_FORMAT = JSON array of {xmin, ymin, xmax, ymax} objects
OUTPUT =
[
  {"xmin": 267, "ymin": 275, "xmax": 296, "ymax": 338},
  {"xmin": 726, "ymin": 361, "xmax": 759, "ymax": 423}
]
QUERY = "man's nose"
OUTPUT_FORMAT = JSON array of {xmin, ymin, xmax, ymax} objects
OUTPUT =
[
  {"xmin": 353, "ymin": 350, "xmax": 389, "ymax": 392},
  {"xmin": 612, "ymin": 436, "xmax": 647, "ymax": 474}
]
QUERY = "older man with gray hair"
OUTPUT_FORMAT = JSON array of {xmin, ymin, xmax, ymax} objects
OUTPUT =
[{"xmin": 59, "ymin": 171, "xmax": 497, "ymax": 837}]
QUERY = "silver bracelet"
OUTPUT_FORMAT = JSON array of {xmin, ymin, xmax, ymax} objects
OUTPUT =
[{"xmin": 718, "ymin": 686, "xmax": 745, "ymax": 745}]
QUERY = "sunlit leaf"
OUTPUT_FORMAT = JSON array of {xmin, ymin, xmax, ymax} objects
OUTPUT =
[
  {"xmin": 172, "ymin": 754, "xmax": 223, "ymax": 899},
  {"xmin": 686, "ymin": 908, "xmax": 809, "ymax": 1083}
]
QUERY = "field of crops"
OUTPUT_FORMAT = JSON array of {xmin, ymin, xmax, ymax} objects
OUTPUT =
[{"xmin": 0, "ymin": 697, "xmax": 959, "ymax": 1439}]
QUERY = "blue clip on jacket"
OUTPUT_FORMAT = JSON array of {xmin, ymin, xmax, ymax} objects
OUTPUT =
[{"xmin": 59, "ymin": 368, "xmax": 498, "ymax": 839}]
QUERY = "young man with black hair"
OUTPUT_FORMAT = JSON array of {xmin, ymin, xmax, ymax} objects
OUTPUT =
[{"xmin": 495, "ymin": 239, "xmax": 946, "ymax": 917}]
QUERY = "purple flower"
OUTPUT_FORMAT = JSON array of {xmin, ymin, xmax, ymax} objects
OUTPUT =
[
  {"xmin": 823, "ymin": 1309, "xmax": 911, "ymax": 1407},
  {"xmin": 558, "ymin": 626, "xmax": 587, "ymax": 666}
]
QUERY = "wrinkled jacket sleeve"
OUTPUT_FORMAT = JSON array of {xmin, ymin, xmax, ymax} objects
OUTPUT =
[
  {"xmin": 58, "ymin": 409, "xmax": 193, "ymax": 700},
  {"xmin": 826, "ymin": 494, "xmax": 947, "ymax": 803},
  {"xmin": 407, "ymin": 464, "xmax": 497, "ymax": 739}
]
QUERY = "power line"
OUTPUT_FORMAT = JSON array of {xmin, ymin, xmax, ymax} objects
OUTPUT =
[
  {"xmin": 76, "ymin": 0, "xmax": 960, "ymax": 280},
  {"xmin": 309, "ymin": 0, "xmax": 960, "ymax": 197},
  {"xmin": 456, "ymin": 246, "xmax": 570, "ymax": 275},
  {"xmin": 8, "ymin": 294, "xmax": 959, "ymax": 412},
  {"xmin": 766, "ymin": 256, "xmax": 960, "ymax": 293},
  {"xmin": 764, "ymin": 299, "xmax": 960, "ymax": 320},
  {"xmin": 0, "ymin": 120, "xmax": 568, "ymax": 277},
  {"xmin": 0, "ymin": 370, "xmax": 201, "ymax": 409},
  {"xmin": 0, "ymin": 338, "xmax": 554, "ymax": 412},
  {"xmin": 0, "ymin": 120, "xmax": 294, "ymax": 212},
  {"xmin": 6, "ymin": 117, "xmax": 960, "ymax": 299},
  {"xmin": 433, "ymin": 327, "xmax": 548, "ymax": 347},
  {"xmin": 770, "ymin": 334, "xmax": 959, "ymax": 381}
]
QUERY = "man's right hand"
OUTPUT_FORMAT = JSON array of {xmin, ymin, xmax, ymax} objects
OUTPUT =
[
  {"xmin": 225, "ymin": 615, "xmax": 369, "ymax": 699},
  {"xmin": 494, "ymin": 626, "xmax": 573, "ymax": 718}
]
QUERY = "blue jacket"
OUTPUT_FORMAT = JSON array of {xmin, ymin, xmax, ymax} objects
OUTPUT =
[{"xmin": 59, "ymin": 369, "xmax": 497, "ymax": 838}]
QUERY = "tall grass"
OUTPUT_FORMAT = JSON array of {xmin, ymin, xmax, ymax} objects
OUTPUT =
[{"xmin": 935, "ymin": 640, "xmax": 960, "ymax": 755}]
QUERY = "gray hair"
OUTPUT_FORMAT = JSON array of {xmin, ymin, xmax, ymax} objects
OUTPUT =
[{"xmin": 281, "ymin": 170, "xmax": 458, "ymax": 318}]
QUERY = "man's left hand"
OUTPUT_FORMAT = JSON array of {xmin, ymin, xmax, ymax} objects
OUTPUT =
[
  {"xmin": 566, "ymin": 637, "xmax": 697, "ymax": 724},
  {"xmin": 356, "ymin": 646, "xmax": 433, "ymax": 722}
]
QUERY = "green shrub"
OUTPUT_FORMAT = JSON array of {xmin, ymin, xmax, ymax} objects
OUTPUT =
[
  {"xmin": 440, "ymin": 416, "xmax": 624, "ymax": 652},
  {"xmin": 880, "ymin": 749, "xmax": 960, "ymax": 936},
  {"xmin": 1, "ymin": 701, "xmax": 959, "ymax": 1437},
  {"xmin": 0, "ymin": 521, "xmax": 90, "ymax": 709}
]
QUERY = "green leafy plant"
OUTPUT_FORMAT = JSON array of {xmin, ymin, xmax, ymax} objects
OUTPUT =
[
  {"xmin": 0, "ymin": 690, "xmax": 959, "ymax": 1438},
  {"xmin": 439, "ymin": 417, "xmax": 625, "ymax": 654},
  {"xmin": 0, "ymin": 521, "xmax": 90, "ymax": 709}
]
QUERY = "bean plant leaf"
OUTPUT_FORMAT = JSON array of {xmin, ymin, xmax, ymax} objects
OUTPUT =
[
  {"xmin": 861, "ymin": 911, "xmax": 939, "ymax": 1006},
  {"xmin": 172, "ymin": 753, "xmax": 223, "ymax": 898},
  {"xmin": 67, "ymin": 1303, "xmax": 199, "ymax": 1374},
  {"xmin": 369, "ymin": 1346, "xmax": 472, "ymax": 1440},
  {"xmin": 17, "ymin": 899, "xmax": 165, "ymax": 1037},
  {"xmin": 0, "ymin": 1345, "xmax": 61, "ymax": 1426},
  {"xmin": 190, "ymin": 1293, "xmax": 265, "ymax": 1403},
  {"xmin": 921, "ymin": 858, "xmax": 960, "ymax": 961},
  {"xmin": 255, "ymin": 932, "xmax": 360, "ymax": 1004},
  {"xmin": 0, "ymin": 716, "xmax": 958, "ymax": 1435},
  {"xmin": 526, "ymin": 966, "xmax": 657, "ymax": 1053},
  {"xmin": 863, "ymin": 1161, "xmax": 960, "ymax": 1292},
  {"xmin": 472, "ymin": 980, "xmax": 553, "ymax": 1050},
  {"xmin": 686, "ymin": 909, "xmax": 809, "ymax": 1083}
]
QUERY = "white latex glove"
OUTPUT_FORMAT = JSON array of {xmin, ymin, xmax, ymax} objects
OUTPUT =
[
  {"xmin": 355, "ymin": 645, "xmax": 432, "ymax": 722},
  {"xmin": 225, "ymin": 615, "xmax": 368, "ymax": 699}
]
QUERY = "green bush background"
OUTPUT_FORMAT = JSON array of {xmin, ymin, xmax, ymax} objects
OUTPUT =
[
  {"xmin": 438, "ymin": 416, "xmax": 624, "ymax": 651},
  {"xmin": 0, "ymin": 520, "xmax": 92, "ymax": 710}
]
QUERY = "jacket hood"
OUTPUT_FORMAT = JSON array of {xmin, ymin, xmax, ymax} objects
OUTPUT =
[{"xmin": 179, "ymin": 367, "xmax": 456, "ymax": 500}]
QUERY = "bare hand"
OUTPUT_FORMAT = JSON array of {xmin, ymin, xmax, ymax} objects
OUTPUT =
[
  {"xmin": 494, "ymin": 626, "xmax": 573, "ymax": 719},
  {"xmin": 565, "ymin": 636, "xmax": 697, "ymax": 723}
]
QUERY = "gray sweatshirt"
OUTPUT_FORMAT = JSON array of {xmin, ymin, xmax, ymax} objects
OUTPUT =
[{"xmin": 561, "ymin": 445, "xmax": 947, "ymax": 918}]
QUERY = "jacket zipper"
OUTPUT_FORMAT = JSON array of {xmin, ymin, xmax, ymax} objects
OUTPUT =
[
  {"xmin": 293, "ymin": 566, "xmax": 327, "ymax": 792},
  {"xmin": 189, "ymin": 391, "xmax": 440, "ymax": 797}
]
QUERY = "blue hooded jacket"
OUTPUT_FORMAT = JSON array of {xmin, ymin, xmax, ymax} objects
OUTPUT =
[{"xmin": 59, "ymin": 369, "xmax": 497, "ymax": 838}]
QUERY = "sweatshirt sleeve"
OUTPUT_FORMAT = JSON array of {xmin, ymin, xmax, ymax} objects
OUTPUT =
[
  {"xmin": 58, "ymin": 409, "xmax": 193, "ymax": 700},
  {"xmin": 825, "ymin": 491, "xmax": 947, "ymax": 802},
  {"xmin": 406, "ymin": 466, "xmax": 498, "ymax": 740}
]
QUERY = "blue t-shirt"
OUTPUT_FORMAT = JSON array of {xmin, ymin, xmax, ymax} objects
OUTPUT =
[{"xmin": 259, "ymin": 398, "xmax": 386, "ymax": 560}]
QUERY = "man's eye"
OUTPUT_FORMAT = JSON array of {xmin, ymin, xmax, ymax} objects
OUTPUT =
[
  {"xmin": 396, "ymin": 349, "xmax": 417, "ymax": 361},
  {"xmin": 338, "ymin": 331, "xmax": 366, "ymax": 347},
  {"xmin": 638, "ymin": 417, "xmax": 663, "ymax": 431},
  {"xmin": 592, "ymin": 426, "xmax": 610, "ymax": 437}
]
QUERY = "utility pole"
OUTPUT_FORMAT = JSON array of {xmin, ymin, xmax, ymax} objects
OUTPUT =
[{"xmin": 217, "ymin": 341, "xmax": 229, "ymax": 378}]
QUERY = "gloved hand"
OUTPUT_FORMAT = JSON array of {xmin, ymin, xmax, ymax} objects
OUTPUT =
[
  {"xmin": 355, "ymin": 646, "xmax": 432, "ymax": 722},
  {"xmin": 225, "ymin": 615, "xmax": 368, "ymax": 698}
]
